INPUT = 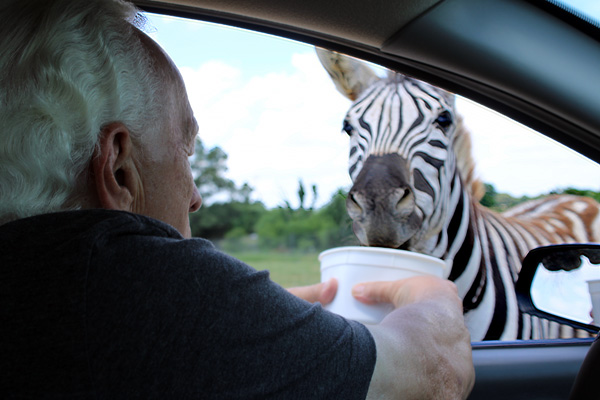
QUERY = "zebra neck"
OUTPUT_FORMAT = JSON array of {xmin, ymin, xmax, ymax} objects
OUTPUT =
[
  {"xmin": 435, "ymin": 175, "xmax": 487, "ymax": 309},
  {"xmin": 438, "ymin": 184, "xmax": 517, "ymax": 340}
]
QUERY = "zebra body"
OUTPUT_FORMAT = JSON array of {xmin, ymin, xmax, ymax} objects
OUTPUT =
[{"xmin": 316, "ymin": 48, "xmax": 600, "ymax": 341}]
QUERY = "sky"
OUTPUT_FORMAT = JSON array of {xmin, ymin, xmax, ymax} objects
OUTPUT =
[{"xmin": 145, "ymin": 4, "xmax": 600, "ymax": 209}]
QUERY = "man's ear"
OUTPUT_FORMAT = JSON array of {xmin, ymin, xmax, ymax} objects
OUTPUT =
[{"xmin": 91, "ymin": 122, "xmax": 138, "ymax": 211}]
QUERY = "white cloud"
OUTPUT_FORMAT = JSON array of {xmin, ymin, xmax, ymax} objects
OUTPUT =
[{"xmin": 181, "ymin": 52, "xmax": 352, "ymax": 208}]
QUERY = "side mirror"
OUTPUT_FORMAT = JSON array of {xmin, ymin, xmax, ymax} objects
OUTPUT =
[{"xmin": 516, "ymin": 244, "xmax": 600, "ymax": 335}]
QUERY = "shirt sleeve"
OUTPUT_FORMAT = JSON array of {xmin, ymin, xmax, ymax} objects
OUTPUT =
[{"xmin": 85, "ymin": 219, "xmax": 377, "ymax": 399}]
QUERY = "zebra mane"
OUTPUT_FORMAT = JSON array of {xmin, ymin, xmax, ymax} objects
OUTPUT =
[{"xmin": 453, "ymin": 114, "xmax": 485, "ymax": 201}]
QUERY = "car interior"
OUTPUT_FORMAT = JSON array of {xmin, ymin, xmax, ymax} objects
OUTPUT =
[{"xmin": 134, "ymin": 0, "xmax": 600, "ymax": 398}]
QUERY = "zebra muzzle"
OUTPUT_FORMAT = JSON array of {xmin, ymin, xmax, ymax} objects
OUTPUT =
[{"xmin": 347, "ymin": 154, "xmax": 422, "ymax": 248}]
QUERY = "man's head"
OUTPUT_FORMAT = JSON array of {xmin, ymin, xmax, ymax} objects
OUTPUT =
[
  {"xmin": 89, "ymin": 30, "xmax": 202, "ymax": 237},
  {"xmin": 0, "ymin": 0, "xmax": 201, "ymax": 236}
]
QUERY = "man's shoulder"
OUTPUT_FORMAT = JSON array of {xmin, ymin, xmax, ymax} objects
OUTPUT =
[
  {"xmin": 1, "ymin": 209, "xmax": 182, "ymax": 240},
  {"xmin": 0, "ymin": 209, "xmax": 216, "ymax": 269},
  {"xmin": 59, "ymin": 209, "xmax": 182, "ymax": 237}
]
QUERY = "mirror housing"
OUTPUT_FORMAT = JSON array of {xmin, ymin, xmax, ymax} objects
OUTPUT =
[{"xmin": 516, "ymin": 244, "xmax": 600, "ymax": 335}]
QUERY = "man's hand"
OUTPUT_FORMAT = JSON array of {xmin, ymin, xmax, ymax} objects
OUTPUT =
[
  {"xmin": 352, "ymin": 275, "xmax": 462, "ymax": 309},
  {"xmin": 287, "ymin": 278, "xmax": 338, "ymax": 305},
  {"xmin": 356, "ymin": 276, "xmax": 475, "ymax": 400}
]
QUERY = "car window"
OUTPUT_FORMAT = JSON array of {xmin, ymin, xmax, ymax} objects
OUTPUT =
[{"xmin": 145, "ymin": 12, "xmax": 600, "ymax": 339}]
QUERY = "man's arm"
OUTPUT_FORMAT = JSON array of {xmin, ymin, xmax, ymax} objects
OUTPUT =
[{"xmin": 354, "ymin": 277, "xmax": 475, "ymax": 400}]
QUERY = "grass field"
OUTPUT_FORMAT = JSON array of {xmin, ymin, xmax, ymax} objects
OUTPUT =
[{"xmin": 228, "ymin": 250, "xmax": 322, "ymax": 288}]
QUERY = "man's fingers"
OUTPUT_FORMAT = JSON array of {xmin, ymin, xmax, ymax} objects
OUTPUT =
[
  {"xmin": 352, "ymin": 276, "xmax": 460, "ymax": 308},
  {"xmin": 287, "ymin": 278, "xmax": 338, "ymax": 305},
  {"xmin": 352, "ymin": 281, "xmax": 402, "ymax": 306},
  {"xmin": 318, "ymin": 278, "xmax": 338, "ymax": 304}
]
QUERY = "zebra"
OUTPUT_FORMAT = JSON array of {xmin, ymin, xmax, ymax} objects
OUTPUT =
[{"xmin": 316, "ymin": 48, "xmax": 600, "ymax": 341}]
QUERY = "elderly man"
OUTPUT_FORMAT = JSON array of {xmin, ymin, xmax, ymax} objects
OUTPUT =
[{"xmin": 0, "ymin": 0, "xmax": 474, "ymax": 398}]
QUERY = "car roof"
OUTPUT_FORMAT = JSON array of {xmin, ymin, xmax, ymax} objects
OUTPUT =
[{"xmin": 136, "ymin": 0, "xmax": 600, "ymax": 164}]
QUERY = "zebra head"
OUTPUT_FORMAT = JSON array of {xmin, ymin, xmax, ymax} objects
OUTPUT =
[{"xmin": 317, "ymin": 48, "xmax": 462, "ymax": 251}]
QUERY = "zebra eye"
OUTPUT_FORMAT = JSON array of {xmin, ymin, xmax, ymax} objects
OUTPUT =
[
  {"xmin": 435, "ymin": 111, "xmax": 453, "ymax": 130},
  {"xmin": 342, "ymin": 120, "xmax": 354, "ymax": 136}
]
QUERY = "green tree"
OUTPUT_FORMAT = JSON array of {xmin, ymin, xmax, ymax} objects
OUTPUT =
[
  {"xmin": 297, "ymin": 180, "xmax": 306, "ymax": 210},
  {"xmin": 188, "ymin": 138, "xmax": 264, "ymax": 239},
  {"xmin": 478, "ymin": 183, "xmax": 600, "ymax": 212},
  {"xmin": 254, "ymin": 187, "xmax": 357, "ymax": 251},
  {"xmin": 552, "ymin": 187, "xmax": 600, "ymax": 202},
  {"xmin": 479, "ymin": 183, "xmax": 497, "ymax": 208},
  {"xmin": 316, "ymin": 189, "xmax": 357, "ymax": 247},
  {"xmin": 190, "ymin": 200, "xmax": 266, "ymax": 239},
  {"xmin": 310, "ymin": 184, "xmax": 318, "ymax": 210},
  {"xmin": 190, "ymin": 138, "xmax": 246, "ymax": 204}
]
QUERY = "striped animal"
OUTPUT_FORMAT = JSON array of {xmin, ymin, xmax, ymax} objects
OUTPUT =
[{"xmin": 316, "ymin": 48, "xmax": 600, "ymax": 341}]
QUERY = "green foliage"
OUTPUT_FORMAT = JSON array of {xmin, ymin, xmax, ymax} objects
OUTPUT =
[
  {"xmin": 493, "ymin": 193, "xmax": 535, "ymax": 212},
  {"xmin": 311, "ymin": 185, "xmax": 318, "ymax": 209},
  {"xmin": 480, "ymin": 183, "xmax": 600, "ymax": 212},
  {"xmin": 255, "ymin": 208, "xmax": 324, "ymax": 251},
  {"xmin": 297, "ymin": 179, "xmax": 306, "ymax": 210},
  {"xmin": 190, "ymin": 138, "xmax": 252, "ymax": 204},
  {"xmin": 253, "ymin": 189, "xmax": 357, "ymax": 252},
  {"xmin": 317, "ymin": 189, "xmax": 356, "ymax": 246},
  {"xmin": 551, "ymin": 187, "xmax": 600, "ymax": 203},
  {"xmin": 479, "ymin": 183, "xmax": 497, "ymax": 208},
  {"xmin": 188, "ymin": 138, "xmax": 268, "ymax": 241},
  {"xmin": 190, "ymin": 200, "xmax": 266, "ymax": 239},
  {"xmin": 188, "ymin": 140, "xmax": 355, "ymax": 252},
  {"xmin": 188, "ymin": 139, "xmax": 357, "ymax": 251}
]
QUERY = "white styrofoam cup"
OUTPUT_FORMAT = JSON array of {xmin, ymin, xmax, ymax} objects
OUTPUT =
[{"xmin": 319, "ymin": 246, "xmax": 445, "ymax": 324}]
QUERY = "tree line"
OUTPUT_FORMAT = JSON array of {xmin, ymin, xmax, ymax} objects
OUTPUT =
[
  {"xmin": 189, "ymin": 139, "xmax": 358, "ymax": 252},
  {"xmin": 479, "ymin": 183, "xmax": 600, "ymax": 212},
  {"xmin": 190, "ymin": 184, "xmax": 358, "ymax": 253},
  {"xmin": 190, "ymin": 139, "xmax": 600, "ymax": 252}
]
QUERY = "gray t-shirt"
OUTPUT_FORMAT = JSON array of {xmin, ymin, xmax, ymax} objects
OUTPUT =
[{"xmin": 0, "ymin": 210, "xmax": 376, "ymax": 399}]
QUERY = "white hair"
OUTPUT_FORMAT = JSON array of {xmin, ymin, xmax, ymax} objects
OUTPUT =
[{"xmin": 0, "ymin": 0, "xmax": 166, "ymax": 224}]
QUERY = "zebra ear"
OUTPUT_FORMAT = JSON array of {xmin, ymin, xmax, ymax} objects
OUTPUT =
[{"xmin": 316, "ymin": 47, "xmax": 379, "ymax": 101}]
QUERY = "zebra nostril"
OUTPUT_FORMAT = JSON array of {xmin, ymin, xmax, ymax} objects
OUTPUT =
[
  {"xmin": 395, "ymin": 188, "xmax": 412, "ymax": 212},
  {"xmin": 346, "ymin": 192, "xmax": 363, "ymax": 216},
  {"xmin": 400, "ymin": 189, "xmax": 410, "ymax": 202}
]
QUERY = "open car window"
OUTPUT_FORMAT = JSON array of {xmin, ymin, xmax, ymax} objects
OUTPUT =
[{"xmin": 145, "ymin": 12, "xmax": 600, "ymax": 341}]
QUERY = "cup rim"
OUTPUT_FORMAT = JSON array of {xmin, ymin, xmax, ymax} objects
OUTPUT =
[
  {"xmin": 319, "ymin": 246, "xmax": 445, "ymax": 270},
  {"xmin": 320, "ymin": 245, "xmax": 440, "ymax": 260}
]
